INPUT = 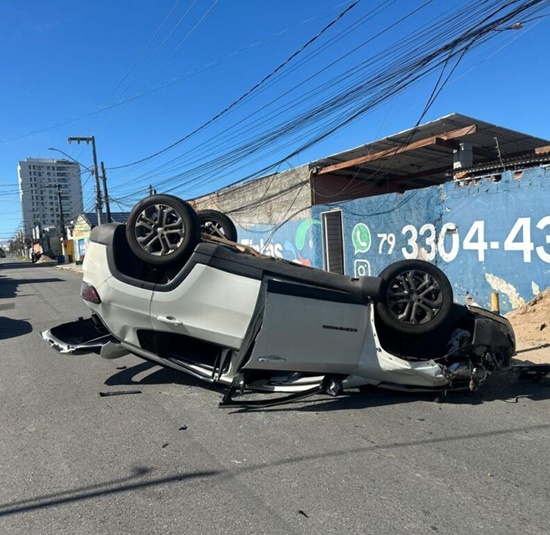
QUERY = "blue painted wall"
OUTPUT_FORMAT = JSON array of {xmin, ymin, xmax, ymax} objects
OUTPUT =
[
  {"xmin": 313, "ymin": 165, "xmax": 550, "ymax": 312},
  {"xmin": 441, "ymin": 167, "xmax": 550, "ymax": 310},
  {"xmin": 237, "ymin": 218, "xmax": 323, "ymax": 268},
  {"xmin": 235, "ymin": 166, "xmax": 549, "ymax": 313}
]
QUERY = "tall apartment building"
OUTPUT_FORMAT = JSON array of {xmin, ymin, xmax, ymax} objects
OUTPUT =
[{"xmin": 18, "ymin": 157, "xmax": 84, "ymax": 240}]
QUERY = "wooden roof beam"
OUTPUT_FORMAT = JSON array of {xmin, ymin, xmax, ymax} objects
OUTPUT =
[
  {"xmin": 315, "ymin": 125, "xmax": 477, "ymax": 175},
  {"xmin": 332, "ymin": 163, "xmax": 453, "ymax": 182}
]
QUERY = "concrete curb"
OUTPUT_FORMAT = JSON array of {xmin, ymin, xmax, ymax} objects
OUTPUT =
[{"xmin": 56, "ymin": 263, "xmax": 83, "ymax": 274}]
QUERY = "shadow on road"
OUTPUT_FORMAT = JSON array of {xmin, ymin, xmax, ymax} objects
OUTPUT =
[
  {"xmin": 104, "ymin": 360, "xmax": 550, "ymax": 413},
  {"xmin": 0, "ymin": 466, "xmax": 219, "ymax": 518},
  {"xmin": 104, "ymin": 360, "xmax": 225, "ymax": 394},
  {"xmin": 0, "ymin": 316, "xmax": 32, "ymax": 340},
  {"xmin": 0, "ymin": 274, "xmax": 65, "ymax": 300},
  {"xmin": 3, "ymin": 418, "xmax": 550, "ymax": 519},
  {"xmin": 0, "ymin": 261, "xmax": 33, "ymax": 270}
]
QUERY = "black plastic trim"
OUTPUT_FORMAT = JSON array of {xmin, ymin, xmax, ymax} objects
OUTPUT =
[
  {"xmin": 90, "ymin": 223, "xmax": 120, "ymax": 246},
  {"xmin": 157, "ymin": 242, "xmax": 382, "ymax": 299},
  {"xmin": 267, "ymin": 279, "xmax": 363, "ymax": 304},
  {"xmin": 91, "ymin": 223, "xmax": 383, "ymax": 301},
  {"xmin": 156, "ymin": 242, "xmax": 264, "ymax": 292}
]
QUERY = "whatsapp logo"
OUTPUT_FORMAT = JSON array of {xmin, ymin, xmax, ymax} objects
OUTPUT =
[{"xmin": 352, "ymin": 223, "xmax": 372, "ymax": 254}]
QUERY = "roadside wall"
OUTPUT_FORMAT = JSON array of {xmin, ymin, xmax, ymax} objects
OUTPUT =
[
  {"xmin": 314, "ymin": 165, "xmax": 550, "ymax": 313},
  {"xmin": 194, "ymin": 164, "xmax": 549, "ymax": 313},
  {"xmin": 193, "ymin": 166, "xmax": 323, "ymax": 266}
]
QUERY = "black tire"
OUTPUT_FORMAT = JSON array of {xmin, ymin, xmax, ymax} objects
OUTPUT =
[
  {"xmin": 197, "ymin": 209, "xmax": 238, "ymax": 242},
  {"xmin": 125, "ymin": 194, "xmax": 201, "ymax": 266},
  {"xmin": 375, "ymin": 260, "xmax": 453, "ymax": 335}
]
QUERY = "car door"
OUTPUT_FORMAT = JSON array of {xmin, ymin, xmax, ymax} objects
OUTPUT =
[
  {"xmin": 243, "ymin": 279, "xmax": 370, "ymax": 374},
  {"xmin": 149, "ymin": 263, "xmax": 262, "ymax": 350}
]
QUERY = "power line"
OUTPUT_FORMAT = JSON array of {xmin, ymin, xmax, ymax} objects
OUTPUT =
[
  {"xmin": 0, "ymin": 3, "xmax": 346, "ymax": 145},
  {"xmin": 107, "ymin": 0, "xmax": 362, "ymax": 170},
  {"xmin": 106, "ymin": 0, "xmax": 548, "ymax": 206},
  {"xmin": 100, "ymin": 0, "xmax": 184, "ymax": 108}
]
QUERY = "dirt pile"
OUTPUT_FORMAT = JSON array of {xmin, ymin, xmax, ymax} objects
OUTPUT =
[
  {"xmin": 35, "ymin": 255, "xmax": 57, "ymax": 265},
  {"xmin": 506, "ymin": 287, "xmax": 550, "ymax": 363}
]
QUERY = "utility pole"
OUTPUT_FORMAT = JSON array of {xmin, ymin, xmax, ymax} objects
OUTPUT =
[
  {"xmin": 68, "ymin": 136, "xmax": 103, "ymax": 225},
  {"xmin": 32, "ymin": 208, "xmax": 44, "ymax": 258},
  {"xmin": 148, "ymin": 185, "xmax": 157, "ymax": 196},
  {"xmin": 57, "ymin": 185, "xmax": 66, "ymax": 240},
  {"xmin": 100, "ymin": 161, "xmax": 112, "ymax": 223}
]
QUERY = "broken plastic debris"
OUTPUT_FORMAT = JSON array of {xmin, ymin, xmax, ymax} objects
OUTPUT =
[{"xmin": 99, "ymin": 390, "xmax": 142, "ymax": 397}]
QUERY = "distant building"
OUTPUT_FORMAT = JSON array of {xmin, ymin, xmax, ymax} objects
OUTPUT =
[
  {"xmin": 18, "ymin": 157, "xmax": 84, "ymax": 241},
  {"xmin": 68, "ymin": 212, "xmax": 130, "ymax": 262}
]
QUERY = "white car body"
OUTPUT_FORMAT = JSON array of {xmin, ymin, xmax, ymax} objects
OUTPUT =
[
  {"xmin": 42, "ymin": 205, "xmax": 515, "ymax": 408},
  {"xmin": 84, "ymin": 237, "xmax": 449, "ymax": 390}
]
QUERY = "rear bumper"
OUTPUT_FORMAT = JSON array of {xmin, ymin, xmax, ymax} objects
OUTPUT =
[{"xmin": 40, "ymin": 316, "xmax": 114, "ymax": 355}]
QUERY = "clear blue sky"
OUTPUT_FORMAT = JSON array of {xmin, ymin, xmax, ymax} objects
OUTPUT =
[{"xmin": 1, "ymin": 0, "xmax": 549, "ymax": 243}]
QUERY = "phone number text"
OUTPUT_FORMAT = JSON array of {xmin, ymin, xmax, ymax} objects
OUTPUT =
[{"xmin": 376, "ymin": 217, "xmax": 550, "ymax": 263}]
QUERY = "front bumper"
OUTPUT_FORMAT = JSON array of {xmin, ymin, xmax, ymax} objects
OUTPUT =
[{"xmin": 469, "ymin": 306, "xmax": 516, "ymax": 369}]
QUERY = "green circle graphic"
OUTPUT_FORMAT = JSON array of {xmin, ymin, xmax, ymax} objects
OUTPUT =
[{"xmin": 352, "ymin": 223, "xmax": 371, "ymax": 254}]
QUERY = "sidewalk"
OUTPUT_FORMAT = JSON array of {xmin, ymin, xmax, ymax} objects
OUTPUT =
[{"xmin": 56, "ymin": 262, "xmax": 83, "ymax": 274}]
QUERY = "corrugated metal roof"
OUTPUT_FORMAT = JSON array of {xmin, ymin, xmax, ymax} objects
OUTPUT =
[
  {"xmin": 455, "ymin": 151, "xmax": 550, "ymax": 177},
  {"xmin": 310, "ymin": 113, "xmax": 550, "ymax": 187}
]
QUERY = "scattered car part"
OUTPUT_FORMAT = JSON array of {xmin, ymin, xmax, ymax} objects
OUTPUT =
[
  {"xmin": 99, "ymin": 390, "xmax": 142, "ymax": 397},
  {"xmin": 41, "ymin": 316, "xmax": 112, "ymax": 354},
  {"xmin": 512, "ymin": 364, "xmax": 550, "ymax": 381}
]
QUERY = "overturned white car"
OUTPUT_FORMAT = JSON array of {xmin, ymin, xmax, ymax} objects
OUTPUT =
[{"xmin": 42, "ymin": 195, "xmax": 515, "ymax": 407}]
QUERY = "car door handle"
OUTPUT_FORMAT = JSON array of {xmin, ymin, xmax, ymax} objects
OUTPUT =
[
  {"xmin": 257, "ymin": 356, "xmax": 287, "ymax": 363},
  {"xmin": 156, "ymin": 315, "xmax": 183, "ymax": 325}
]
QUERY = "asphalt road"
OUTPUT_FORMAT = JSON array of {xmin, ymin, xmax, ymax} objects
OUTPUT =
[{"xmin": 1, "ymin": 258, "xmax": 550, "ymax": 535}]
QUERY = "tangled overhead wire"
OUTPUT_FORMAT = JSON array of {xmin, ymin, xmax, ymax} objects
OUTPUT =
[{"xmin": 104, "ymin": 0, "xmax": 549, "ymax": 211}]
